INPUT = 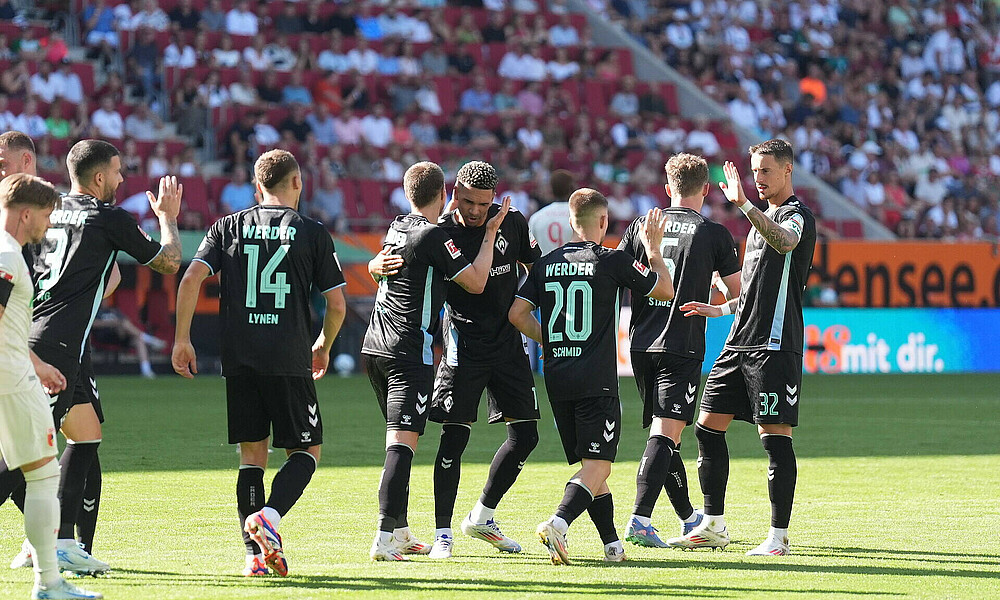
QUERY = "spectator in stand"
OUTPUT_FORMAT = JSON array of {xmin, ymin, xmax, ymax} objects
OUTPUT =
[
  {"xmin": 483, "ymin": 12, "xmax": 508, "ymax": 43},
  {"xmin": 360, "ymin": 104, "xmax": 393, "ymax": 148},
  {"xmin": 313, "ymin": 71, "xmax": 342, "ymax": 113},
  {"xmin": 379, "ymin": 6, "xmax": 414, "ymax": 40},
  {"xmin": 0, "ymin": 96, "xmax": 13, "ymax": 131},
  {"xmin": 913, "ymin": 168, "xmax": 949, "ymax": 211},
  {"xmin": 128, "ymin": 26, "xmax": 161, "ymax": 100},
  {"xmin": 609, "ymin": 75, "xmax": 639, "ymax": 118},
  {"xmin": 328, "ymin": 4, "xmax": 358, "ymax": 38},
  {"xmin": 610, "ymin": 114, "xmax": 642, "ymax": 149},
  {"xmin": 409, "ymin": 112, "xmax": 439, "ymax": 146},
  {"xmin": 516, "ymin": 82, "xmax": 545, "ymax": 117},
  {"xmin": 164, "ymin": 32, "xmax": 196, "ymax": 68},
  {"xmin": 307, "ymin": 102, "xmax": 338, "ymax": 146},
  {"xmin": 1, "ymin": 61, "xmax": 28, "ymax": 97},
  {"xmin": 547, "ymin": 47, "xmax": 580, "ymax": 81},
  {"xmin": 517, "ymin": 116, "xmax": 543, "ymax": 151},
  {"xmin": 242, "ymin": 34, "xmax": 270, "ymax": 71},
  {"xmin": 275, "ymin": 1, "xmax": 304, "ymax": 35},
  {"xmin": 225, "ymin": 0, "xmax": 258, "ymax": 37},
  {"xmin": 421, "ymin": 45, "xmax": 448, "ymax": 76},
  {"xmin": 347, "ymin": 142, "xmax": 381, "ymax": 179},
  {"xmin": 318, "ymin": 34, "xmax": 350, "ymax": 74},
  {"xmin": 728, "ymin": 87, "xmax": 760, "ymax": 133},
  {"xmin": 377, "ymin": 42, "xmax": 401, "ymax": 76},
  {"xmin": 126, "ymin": 0, "xmax": 170, "ymax": 31},
  {"xmin": 333, "ymin": 108, "xmax": 362, "ymax": 145},
  {"xmin": 548, "ymin": 13, "xmax": 580, "ymax": 46},
  {"xmin": 169, "ymin": 0, "xmax": 200, "ymax": 31},
  {"xmin": 506, "ymin": 43, "xmax": 547, "ymax": 81},
  {"xmin": 147, "ymin": 142, "xmax": 170, "ymax": 178},
  {"xmin": 72, "ymin": 100, "xmax": 97, "ymax": 139},
  {"xmin": 460, "ymin": 76, "xmax": 494, "ymax": 115},
  {"xmin": 414, "ymin": 80, "xmax": 442, "ymax": 115},
  {"xmin": 200, "ymin": 0, "xmax": 226, "ymax": 32},
  {"xmin": 41, "ymin": 31, "xmax": 69, "ymax": 63},
  {"xmin": 256, "ymin": 69, "xmax": 283, "ymax": 106},
  {"xmin": 253, "ymin": 112, "xmax": 280, "ymax": 147},
  {"xmin": 399, "ymin": 42, "xmax": 422, "ymax": 77},
  {"xmin": 281, "ymin": 69, "xmax": 313, "ymax": 106},
  {"xmin": 347, "ymin": 38, "xmax": 379, "ymax": 75},
  {"xmin": 388, "ymin": 75, "xmax": 419, "ymax": 114},
  {"xmin": 439, "ymin": 113, "xmax": 470, "ymax": 145},
  {"xmin": 381, "ymin": 145, "xmax": 405, "ymax": 182},
  {"xmin": 391, "ymin": 115, "xmax": 412, "ymax": 147},
  {"xmin": 120, "ymin": 138, "xmax": 143, "ymax": 175},
  {"xmin": 685, "ymin": 116, "xmax": 721, "ymax": 159},
  {"xmin": 303, "ymin": 2, "xmax": 330, "ymax": 35},
  {"xmin": 264, "ymin": 34, "xmax": 297, "ymax": 72},
  {"xmin": 198, "ymin": 70, "xmax": 230, "ymax": 108},
  {"xmin": 84, "ymin": 0, "xmax": 118, "ymax": 47},
  {"xmin": 607, "ymin": 182, "xmax": 636, "ymax": 232},
  {"xmin": 228, "ymin": 69, "xmax": 258, "ymax": 106},
  {"xmin": 449, "ymin": 46, "xmax": 477, "ymax": 75},
  {"xmin": 124, "ymin": 102, "xmax": 163, "ymax": 141},
  {"xmin": 454, "ymin": 11, "xmax": 483, "ymax": 44},
  {"xmin": 309, "ymin": 170, "xmax": 345, "ymax": 232},
  {"xmin": 279, "ymin": 104, "xmax": 312, "ymax": 143},
  {"xmin": 354, "ymin": 4, "xmax": 383, "ymax": 40},
  {"xmin": 28, "ymin": 61, "xmax": 59, "ymax": 104},
  {"xmin": 342, "ymin": 73, "xmax": 370, "ymax": 111},
  {"xmin": 173, "ymin": 74, "xmax": 208, "ymax": 142},
  {"xmin": 655, "ymin": 114, "xmax": 686, "ymax": 154},
  {"xmin": 90, "ymin": 96, "xmax": 123, "ymax": 139},
  {"xmin": 176, "ymin": 147, "xmax": 199, "ymax": 178},
  {"xmin": 11, "ymin": 99, "xmax": 46, "ymax": 139},
  {"xmin": 492, "ymin": 80, "xmax": 519, "ymax": 115},
  {"xmin": 221, "ymin": 167, "xmax": 257, "ymax": 213},
  {"xmin": 44, "ymin": 99, "xmax": 71, "ymax": 140}
]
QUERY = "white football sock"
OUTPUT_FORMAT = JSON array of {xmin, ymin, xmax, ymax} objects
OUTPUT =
[
  {"xmin": 631, "ymin": 514, "xmax": 652, "ymax": 527},
  {"xmin": 604, "ymin": 540, "xmax": 624, "ymax": 554},
  {"xmin": 682, "ymin": 511, "xmax": 701, "ymax": 524},
  {"xmin": 378, "ymin": 531, "xmax": 394, "ymax": 545},
  {"xmin": 769, "ymin": 526, "xmax": 788, "ymax": 542},
  {"xmin": 705, "ymin": 515, "xmax": 726, "ymax": 532},
  {"xmin": 23, "ymin": 463, "xmax": 61, "ymax": 588},
  {"xmin": 469, "ymin": 500, "xmax": 495, "ymax": 524},
  {"xmin": 392, "ymin": 526, "xmax": 411, "ymax": 542},
  {"xmin": 550, "ymin": 516, "xmax": 569, "ymax": 534},
  {"xmin": 260, "ymin": 506, "xmax": 281, "ymax": 529},
  {"xmin": 434, "ymin": 528, "xmax": 453, "ymax": 539}
]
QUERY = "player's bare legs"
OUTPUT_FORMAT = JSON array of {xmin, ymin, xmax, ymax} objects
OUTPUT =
[
  {"xmin": 668, "ymin": 411, "xmax": 733, "ymax": 549},
  {"xmin": 749, "ymin": 423, "xmax": 795, "ymax": 555}
]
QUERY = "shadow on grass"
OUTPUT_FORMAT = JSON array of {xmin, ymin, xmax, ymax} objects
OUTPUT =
[
  {"xmin": 113, "ymin": 570, "xmax": 900, "ymax": 596},
  {"xmin": 791, "ymin": 545, "xmax": 1000, "ymax": 566}
]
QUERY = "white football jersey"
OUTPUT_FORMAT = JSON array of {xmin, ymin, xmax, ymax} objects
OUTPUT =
[
  {"xmin": 0, "ymin": 230, "xmax": 35, "ymax": 394},
  {"xmin": 528, "ymin": 201, "xmax": 572, "ymax": 256}
]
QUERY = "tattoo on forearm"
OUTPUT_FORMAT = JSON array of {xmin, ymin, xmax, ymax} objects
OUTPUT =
[
  {"xmin": 746, "ymin": 207, "xmax": 798, "ymax": 254},
  {"xmin": 149, "ymin": 220, "xmax": 182, "ymax": 273}
]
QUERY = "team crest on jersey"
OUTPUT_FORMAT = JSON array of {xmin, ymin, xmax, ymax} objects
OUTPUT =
[
  {"xmin": 445, "ymin": 239, "xmax": 461, "ymax": 259},
  {"xmin": 46, "ymin": 427, "xmax": 56, "ymax": 447},
  {"xmin": 632, "ymin": 260, "xmax": 649, "ymax": 276},
  {"xmin": 495, "ymin": 233, "xmax": 508, "ymax": 254}
]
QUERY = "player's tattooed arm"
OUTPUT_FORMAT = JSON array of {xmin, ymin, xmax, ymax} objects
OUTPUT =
[
  {"xmin": 743, "ymin": 206, "xmax": 800, "ymax": 254},
  {"xmin": 146, "ymin": 176, "xmax": 183, "ymax": 273},
  {"xmin": 509, "ymin": 297, "xmax": 542, "ymax": 344}
]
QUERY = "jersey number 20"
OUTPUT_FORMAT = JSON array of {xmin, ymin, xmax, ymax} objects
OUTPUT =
[
  {"xmin": 544, "ymin": 281, "xmax": 592, "ymax": 343},
  {"xmin": 244, "ymin": 244, "xmax": 290, "ymax": 309}
]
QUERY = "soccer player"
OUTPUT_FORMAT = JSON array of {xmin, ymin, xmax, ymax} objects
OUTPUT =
[
  {"xmin": 362, "ymin": 161, "xmax": 509, "ymax": 561},
  {"xmin": 15, "ymin": 139, "xmax": 182, "ymax": 574},
  {"xmin": 528, "ymin": 169, "xmax": 575, "ymax": 255},
  {"xmin": 1, "ymin": 173, "xmax": 102, "ymax": 599},
  {"xmin": 373, "ymin": 161, "xmax": 541, "ymax": 558},
  {"xmin": 668, "ymin": 140, "xmax": 816, "ymax": 555},
  {"xmin": 618, "ymin": 153, "xmax": 741, "ymax": 547},
  {"xmin": 508, "ymin": 189, "xmax": 675, "ymax": 565},
  {"xmin": 172, "ymin": 149, "xmax": 347, "ymax": 577}
]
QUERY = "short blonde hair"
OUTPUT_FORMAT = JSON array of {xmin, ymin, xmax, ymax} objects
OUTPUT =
[
  {"xmin": 0, "ymin": 173, "xmax": 60, "ymax": 210},
  {"xmin": 568, "ymin": 187, "xmax": 607, "ymax": 224},
  {"xmin": 665, "ymin": 153, "xmax": 709, "ymax": 198}
]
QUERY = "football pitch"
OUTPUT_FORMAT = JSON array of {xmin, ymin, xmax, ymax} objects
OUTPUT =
[{"xmin": 1, "ymin": 373, "xmax": 998, "ymax": 599}]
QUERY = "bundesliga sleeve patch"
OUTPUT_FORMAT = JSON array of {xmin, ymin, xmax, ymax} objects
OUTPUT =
[
  {"xmin": 632, "ymin": 260, "xmax": 650, "ymax": 276},
  {"xmin": 445, "ymin": 239, "xmax": 462, "ymax": 259},
  {"xmin": 782, "ymin": 213, "xmax": 805, "ymax": 237}
]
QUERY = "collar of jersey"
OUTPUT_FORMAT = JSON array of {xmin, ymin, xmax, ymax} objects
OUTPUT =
[{"xmin": 62, "ymin": 193, "xmax": 102, "ymax": 205}]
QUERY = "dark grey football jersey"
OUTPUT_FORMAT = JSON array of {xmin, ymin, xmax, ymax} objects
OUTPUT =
[
  {"xmin": 725, "ymin": 196, "xmax": 816, "ymax": 353},
  {"xmin": 516, "ymin": 241, "xmax": 658, "ymax": 401},
  {"xmin": 618, "ymin": 207, "xmax": 740, "ymax": 359}
]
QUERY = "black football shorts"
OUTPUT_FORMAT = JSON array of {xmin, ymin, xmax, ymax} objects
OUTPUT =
[
  {"xmin": 630, "ymin": 351, "xmax": 702, "ymax": 428},
  {"xmin": 363, "ymin": 354, "xmax": 433, "ymax": 435},
  {"xmin": 700, "ymin": 349, "xmax": 802, "ymax": 426},
  {"xmin": 550, "ymin": 396, "xmax": 622, "ymax": 464},
  {"xmin": 225, "ymin": 371, "xmax": 322, "ymax": 448}
]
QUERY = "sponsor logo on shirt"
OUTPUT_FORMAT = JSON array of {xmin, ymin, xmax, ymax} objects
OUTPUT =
[
  {"xmin": 632, "ymin": 260, "xmax": 649, "ymax": 276},
  {"xmin": 445, "ymin": 239, "xmax": 461, "ymax": 259},
  {"xmin": 0, "ymin": 269, "xmax": 12, "ymax": 282}
]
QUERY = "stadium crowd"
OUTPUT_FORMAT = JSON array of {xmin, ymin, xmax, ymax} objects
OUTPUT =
[{"xmin": 611, "ymin": 0, "xmax": 1000, "ymax": 240}]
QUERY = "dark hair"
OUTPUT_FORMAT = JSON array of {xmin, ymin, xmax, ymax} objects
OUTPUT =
[
  {"xmin": 550, "ymin": 169, "xmax": 575, "ymax": 203},
  {"xmin": 456, "ymin": 160, "xmax": 498, "ymax": 190},
  {"xmin": 568, "ymin": 187, "xmax": 608, "ymax": 222},
  {"xmin": 403, "ymin": 161, "xmax": 444, "ymax": 208},
  {"xmin": 0, "ymin": 131, "xmax": 35, "ymax": 154},
  {"xmin": 67, "ymin": 139, "xmax": 120, "ymax": 184},
  {"xmin": 254, "ymin": 149, "xmax": 300, "ymax": 190},
  {"xmin": 748, "ymin": 138, "xmax": 794, "ymax": 165},
  {"xmin": 0, "ymin": 173, "xmax": 60, "ymax": 210}
]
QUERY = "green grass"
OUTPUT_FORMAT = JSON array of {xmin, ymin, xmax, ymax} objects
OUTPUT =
[{"xmin": 2, "ymin": 373, "xmax": 999, "ymax": 599}]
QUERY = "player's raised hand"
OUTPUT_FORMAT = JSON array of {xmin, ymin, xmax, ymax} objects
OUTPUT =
[
  {"xmin": 485, "ymin": 195, "xmax": 511, "ymax": 235},
  {"xmin": 640, "ymin": 208, "xmax": 666, "ymax": 253},
  {"xmin": 147, "ymin": 175, "xmax": 183, "ymax": 220},
  {"xmin": 311, "ymin": 342, "xmax": 330, "ymax": 380},
  {"xmin": 718, "ymin": 161, "xmax": 748, "ymax": 207},
  {"xmin": 369, "ymin": 247, "xmax": 404, "ymax": 279},
  {"xmin": 679, "ymin": 301, "xmax": 723, "ymax": 318},
  {"xmin": 171, "ymin": 341, "xmax": 198, "ymax": 378}
]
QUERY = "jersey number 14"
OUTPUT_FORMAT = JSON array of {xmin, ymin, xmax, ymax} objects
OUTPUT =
[{"xmin": 244, "ymin": 244, "xmax": 290, "ymax": 309}]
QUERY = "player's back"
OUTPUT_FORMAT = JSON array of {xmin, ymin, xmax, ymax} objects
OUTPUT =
[
  {"xmin": 362, "ymin": 213, "xmax": 471, "ymax": 366},
  {"xmin": 619, "ymin": 207, "xmax": 739, "ymax": 359},
  {"xmin": 521, "ymin": 241, "xmax": 657, "ymax": 401},
  {"xmin": 195, "ymin": 204, "xmax": 344, "ymax": 376},
  {"xmin": 528, "ymin": 201, "xmax": 572, "ymax": 255},
  {"xmin": 24, "ymin": 193, "xmax": 162, "ymax": 360}
]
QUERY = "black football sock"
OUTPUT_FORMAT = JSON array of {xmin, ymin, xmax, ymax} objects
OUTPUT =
[
  {"xmin": 58, "ymin": 440, "xmax": 99, "ymax": 539},
  {"xmin": 433, "ymin": 423, "xmax": 471, "ymax": 529},
  {"xmin": 265, "ymin": 451, "xmax": 317, "ymax": 516},
  {"xmin": 11, "ymin": 478, "xmax": 25, "ymax": 513},
  {"xmin": 377, "ymin": 444, "xmax": 413, "ymax": 533},
  {"xmin": 76, "ymin": 454, "xmax": 102, "ymax": 554},
  {"xmin": 480, "ymin": 420, "xmax": 538, "ymax": 509},
  {"xmin": 554, "ymin": 479, "xmax": 594, "ymax": 526},
  {"xmin": 762, "ymin": 434, "xmax": 796, "ymax": 529},
  {"xmin": 587, "ymin": 492, "xmax": 619, "ymax": 545},
  {"xmin": 396, "ymin": 485, "xmax": 409, "ymax": 529},
  {"xmin": 237, "ymin": 465, "xmax": 265, "ymax": 555},
  {"xmin": 695, "ymin": 424, "xmax": 729, "ymax": 516},
  {"xmin": 0, "ymin": 460, "xmax": 25, "ymax": 511},
  {"xmin": 664, "ymin": 442, "xmax": 695, "ymax": 520},
  {"xmin": 632, "ymin": 435, "xmax": 675, "ymax": 518}
]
